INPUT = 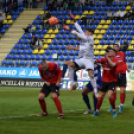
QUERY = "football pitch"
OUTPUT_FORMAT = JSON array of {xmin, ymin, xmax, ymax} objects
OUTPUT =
[{"xmin": 0, "ymin": 87, "xmax": 134, "ymax": 134}]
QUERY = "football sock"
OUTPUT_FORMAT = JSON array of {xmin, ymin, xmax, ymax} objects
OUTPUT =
[
  {"xmin": 83, "ymin": 95, "xmax": 91, "ymax": 109},
  {"xmin": 120, "ymin": 93, "xmax": 126, "ymax": 105},
  {"xmin": 93, "ymin": 95, "xmax": 98, "ymax": 111},
  {"xmin": 113, "ymin": 92, "xmax": 117, "ymax": 102},
  {"xmin": 109, "ymin": 98, "xmax": 115, "ymax": 110},
  {"xmin": 96, "ymin": 97, "xmax": 103, "ymax": 110},
  {"xmin": 53, "ymin": 97, "xmax": 63, "ymax": 115},
  {"xmin": 90, "ymin": 75, "xmax": 98, "ymax": 94},
  {"xmin": 38, "ymin": 99, "xmax": 47, "ymax": 114},
  {"xmin": 69, "ymin": 67, "xmax": 75, "ymax": 84},
  {"xmin": 62, "ymin": 64, "xmax": 68, "ymax": 78},
  {"xmin": 74, "ymin": 72, "xmax": 78, "ymax": 82}
]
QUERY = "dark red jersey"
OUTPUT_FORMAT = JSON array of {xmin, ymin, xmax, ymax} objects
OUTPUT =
[
  {"xmin": 114, "ymin": 51, "xmax": 127, "ymax": 74},
  {"xmin": 96, "ymin": 58, "xmax": 117, "ymax": 82},
  {"xmin": 38, "ymin": 63, "xmax": 62, "ymax": 83}
]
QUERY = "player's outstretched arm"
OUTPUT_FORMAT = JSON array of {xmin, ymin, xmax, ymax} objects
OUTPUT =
[{"xmin": 66, "ymin": 46, "xmax": 79, "ymax": 51}]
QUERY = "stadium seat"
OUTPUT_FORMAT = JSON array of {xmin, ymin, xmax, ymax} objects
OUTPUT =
[
  {"xmin": 94, "ymin": 40, "xmax": 99, "ymax": 45},
  {"xmin": 59, "ymin": 55, "xmax": 64, "ymax": 61},
  {"xmin": 32, "ymin": 49, "xmax": 38, "ymax": 54},
  {"xmin": 65, "ymin": 55, "xmax": 71, "ymax": 60},
  {"xmin": 126, "ymin": 6, "xmax": 131, "ymax": 10},
  {"xmin": 53, "ymin": 29, "xmax": 59, "ymax": 34},
  {"xmin": 58, "ymin": 39, "xmax": 63, "ymax": 44},
  {"xmin": 64, "ymin": 39, "xmax": 69, "ymax": 45},
  {"xmin": 103, "ymin": 45, "xmax": 108, "ymax": 50},
  {"xmin": 61, "ymin": 45, "xmax": 66, "ymax": 50},
  {"xmin": 100, "ymin": 51, "xmax": 106, "ymax": 55},
  {"xmin": 128, "ymin": 46, "xmax": 133, "ymax": 50},
  {"xmin": 47, "ymin": 29, "xmax": 53, "ymax": 34},
  {"xmin": 109, "ymin": 35, "xmax": 114, "ymax": 40},
  {"xmin": 2, "ymin": 20, "xmax": 7, "ymax": 24},
  {"xmin": 52, "ymin": 39, "xmax": 58, "ymax": 44},
  {"xmin": 44, "ymin": 34, "xmax": 50, "ymax": 38},
  {"xmin": 94, "ymin": 50, "xmax": 99, "ymax": 55},
  {"xmin": 100, "ymin": 40, "xmax": 105, "ymax": 45},
  {"xmin": 106, "ymin": 20, "xmax": 111, "ymax": 25},
  {"xmin": 63, "ymin": 50, "xmax": 68, "ymax": 55},
  {"xmin": 43, "ymin": 44, "xmax": 48, "ymax": 49},
  {"xmin": 50, "ymin": 34, "xmax": 55, "ymax": 39},
  {"xmin": 100, "ymin": 20, "xmax": 105, "ymax": 25},
  {"xmin": 96, "ymin": 45, "xmax": 102, "ymax": 50},
  {"xmin": 103, "ymin": 25, "xmax": 108, "ymax": 29},
  {"xmin": 97, "ymin": 34, "xmax": 103, "ymax": 39},
  {"xmin": 48, "ymin": 44, "xmax": 54, "ymax": 50},
  {"xmin": 38, "ymin": 49, "xmax": 45, "ymax": 54},
  {"xmin": 126, "ymin": 51, "xmax": 131, "ymax": 56},
  {"xmin": 57, "ymin": 50, "xmax": 62, "ymax": 55},
  {"xmin": 62, "ymin": 34, "xmax": 67, "ymax": 39},
  {"xmin": 55, "ymin": 44, "xmax": 60, "ymax": 50},
  {"xmin": 100, "ymin": 30, "xmax": 106, "ymax": 34},
  {"xmin": 97, "ymin": 25, "xmax": 102, "ymax": 29},
  {"xmin": 69, "ymin": 50, "xmax": 74, "ymax": 55}
]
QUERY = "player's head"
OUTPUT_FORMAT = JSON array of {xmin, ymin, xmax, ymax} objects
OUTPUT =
[
  {"xmin": 113, "ymin": 44, "xmax": 120, "ymax": 52},
  {"xmin": 40, "ymin": 60, "xmax": 48, "ymax": 70},
  {"xmin": 85, "ymin": 28, "xmax": 94, "ymax": 36},
  {"xmin": 107, "ymin": 48, "xmax": 116, "ymax": 57}
]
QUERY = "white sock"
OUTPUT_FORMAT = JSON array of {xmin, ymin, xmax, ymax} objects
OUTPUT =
[
  {"xmin": 120, "ymin": 104, "xmax": 124, "ymax": 106},
  {"xmin": 113, "ymin": 109, "xmax": 116, "ymax": 112},
  {"xmin": 90, "ymin": 76, "xmax": 98, "ymax": 94},
  {"xmin": 96, "ymin": 109, "xmax": 99, "ymax": 112},
  {"xmin": 68, "ymin": 67, "xmax": 75, "ymax": 84}
]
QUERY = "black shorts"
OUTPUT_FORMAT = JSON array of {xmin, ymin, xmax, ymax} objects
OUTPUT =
[
  {"xmin": 100, "ymin": 82, "xmax": 116, "ymax": 92},
  {"xmin": 40, "ymin": 83, "xmax": 59, "ymax": 97},
  {"xmin": 116, "ymin": 73, "xmax": 126, "ymax": 87}
]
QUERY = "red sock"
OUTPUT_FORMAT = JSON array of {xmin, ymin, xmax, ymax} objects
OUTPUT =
[
  {"xmin": 96, "ymin": 97, "xmax": 103, "ymax": 110},
  {"xmin": 113, "ymin": 92, "xmax": 117, "ymax": 102},
  {"xmin": 120, "ymin": 93, "xmax": 126, "ymax": 104},
  {"xmin": 109, "ymin": 98, "xmax": 115, "ymax": 110},
  {"xmin": 38, "ymin": 99, "xmax": 47, "ymax": 114},
  {"xmin": 53, "ymin": 97, "xmax": 63, "ymax": 115}
]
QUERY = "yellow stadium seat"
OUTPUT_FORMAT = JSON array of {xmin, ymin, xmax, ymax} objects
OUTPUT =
[
  {"xmin": 32, "ymin": 49, "xmax": 38, "ymax": 54},
  {"xmin": 100, "ymin": 20, "xmax": 106, "ymax": 25},
  {"xmin": 44, "ymin": 34, "xmax": 50, "ymax": 38},
  {"xmin": 75, "ymin": 15, "xmax": 80, "ymax": 20},
  {"xmin": 83, "ymin": 11, "xmax": 88, "ymax": 15},
  {"xmin": 70, "ymin": 20, "xmax": 74, "ymax": 24},
  {"xmin": 93, "ymin": 34, "xmax": 96, "ymax": 39},
  {"xmin": 126, "ymin": 6, "xmax": 131, "ymax": 10},
  {"xmin": 94, "ymin": 45, "xmax": 96, "ymax": 49},
  {"xmin": 94, "ymin": 30, "xmax": 100, "ymax": 34},
  {"xmin": 110, "ymin": 45, "xmax": 113, "ymax": 48},
  {"xmin": 39, "ymin": 11, "xmax": 44, "ymax": 15},
  {"xmin": 103, "ymin": 45, "xmax": 108, "ymax": 50},
  {"xmin": 89, "ymin": 11, "xmax": 94, "ymax": 15},
  {"xmin": 97, "ymin": 34, "xmax": 103, "ymax": 39},
  {"xmin": 47, "ymin": 29, "xmax": 53, "ymax": 33},
  {"xmin": 2, "ymin": 20, "xmax": 7, "ymax": 24},
  {"xmin": 38, "ymin": 49, "xmax": 45, "ymax": 54},
  {"xmin": 94, "ymin": 40, "xmax": 99, "ymax": 45},
  {"xmin": 7, "ymin": 20, "xmax": 13, "ymax": 24},
  {"xmin": 50, "ymin": 34, "xmax": 55, "ymax": 39},
  {"xmin": 106, "ymin": 20, "xmax": 111, "ymax": 24},
  {"xmin": 103, "ymin": 25, "xmax": 108, "ymax": 29},
  {"xmin": 42, "ymin": 39, "xmax": 45, "ymax": 43},
  {"xmin": 44, "ymin": 20, "xmax": 48, "ymax": 23},
  {"xmin": 53, "ymin": 29, "xmax": 59, "ymax": 34},
  {"xmin": 66, "ymin": 20, "xmax": 71, "ymax": 24},
  {"xmin": 94, "ymin": 50, "xmax": 99, "ymax": 55},
  {"xmin": 100, "ymin": 30, "xmax": 106, "ymax": 34},
  {"xmin": 100, "ymin": 51, "xmax": 106, "ymax": 55},
  {"xmin": 97, "ymin": 25, "xmax": 102, "ymax": 29},
  {"xmin": 6, "ymin": 15, "xmax": 11, "ymax": 20},
  {"xmin": 128, "ymin": 45, "xmax": 133, "ymax": 50},
  {"xmin": 96, "ymin": 45, "xmax": 102, "ymax": 50},
  {"xmin": 46, "ymin": 39, "xmax": 52, "ymax": 44},
  {"xmin": 131, "ymin": 40, "xmax": 134, "ymax": 45},
  {"xmin": 43, "ymin": 44, "xmax": 48, "ymax": 49}
]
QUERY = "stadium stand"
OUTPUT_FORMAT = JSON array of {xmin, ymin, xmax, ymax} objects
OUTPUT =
[{"xmin": 0, "ymin": 1, "xmax": 134, "ymax": 70}]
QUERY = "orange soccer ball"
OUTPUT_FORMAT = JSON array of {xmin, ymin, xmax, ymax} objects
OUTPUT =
[{"xmin": 48, "ymin": 17, "xmax": 59, "ymax": 26}]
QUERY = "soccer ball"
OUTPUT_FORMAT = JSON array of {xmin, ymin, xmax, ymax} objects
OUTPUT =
[{"xmin": 48, "ymin": 17, "xmax": 59, "ymax": 26}]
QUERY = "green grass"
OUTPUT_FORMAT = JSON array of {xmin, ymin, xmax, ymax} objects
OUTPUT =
[{"xmin": 0, "ymin": 87, "xmax": 134, "ymax": 134}]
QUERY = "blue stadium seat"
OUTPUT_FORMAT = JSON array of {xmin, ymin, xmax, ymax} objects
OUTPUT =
[
  {"xmin": 95, "ymin": 11, "xmax": 99, "ymax": 15},
  {"xmin": 24, "ymin": 39, "xmax": 30, "ymax": 44},
  {"xmin": 109, "ymin": 6, "xmax": 114, "ymax": 11},
  {"xmin": 132, "ymin": 6, "xmax": 134, "ymax": 11},
  {"xmin": 68, "ymin": 34, "xmax": 73, "ymax": 39},
  {"xmin": 119, "ymin": 2, "xmax": 123, "ymax": 7},
  {"xmin": 98, "ymin": 6, "xmax": 102, "ymax": 11},
  {"xmin": 24, "ymin": 55, "xmax": 29, "ymax": 59},
  {"xmin": 127, "ymin": 25, "xmax": 132, "ymax": 30},
  {"xmin": 45, "ymin": 50, "xmax": 50, "ymax": 55},
  {"xmin": 100, "ymin": 40, "xmax": 105, "ymax": 45},
  {"xmin": 94, "ymin": 20, "xmax": 100, "ymax": 25},
  {"xmin": 37, "ymin": 30, "xmax": 42, "ymax": 34},
  {"xmin": 115, "ymin": 25, "xmax": 120, "ymax": 30},
  {"xmin": 7, "ymin": 60, "xmax": 13, "ymax": 65},
  {"xmin": 51, "ymin": 50, "xmax": 56, "ymax": 54},
  {"xmin": 32, "ymin": 20, "xmax": 38, "ymax": 25},
  {"xmin": 101, "ymin": 11, "xmax": 105, "ymax": 15},
  {"xmin": 15, "ymin": 49, "xmax": 21, "ymax": 54},
  {"xmin": 92, "ymin": 25, "xmax": 96, "ymax": 29},
  {"xmin": 14, "ymin": 44, "xmax": 19, "ymax": 49},
  {"xmin": 48, "ymin": 44, "xmax": 54, "ymax": 50},
  {"xmin": 69, "ymin": 50, "xmax": 74, "ymax": 55},
  {"xmin": 36, "ymin": 15, "xmax": 41, "ymax": 20},
  {"xmin": 87, "ymin": 6, "xmax": 91, "ymax": 10},
  {"xmin": 43, "ymin": 29, "xmax": 47, "ymax": 34},
  {"xmin": 56, "ymin": 11, "xmax": 61, "ymax": 15},
  {"xmin": 121, "ymin": 25, "xmax": 126, "ymax": 30},
  {"xmin": 109, "ymin": 35, "xmax": 114, "ymax": 40},
  {"xmin": 64, "ymin": 39, "xmax": 69, "ymax": 45},
  {"xmin": 109, "ymin": 25, "xmax": 114, "ymax": 30},
  {"xmin": 57, "ymin": 50, "xmax": 62, "ymax": 55},
  {"xmin": 20, "ymin": 60, "xmax": 25, "ymax": 65},
  {"xmin": 18, "ymin": 39, "xmax": 23, "ymax": 44},
  {"xmin": 38, "ymin": 34, "xmax": 44, "ymax": 39},
  {"xmin": 114, "ymin": 6, "xmax": 119, "ymax": 11},
  {"xmin": 92, "ymin": 6, "xmax": 96, "ymax": 11},
  {"xmin": 42, "ymin": 55, "xmax": 46, "ymax": 60},
  {"xmin": 27, "ymin": 49, "xmax": 32, "ymax": 54},
  {"xmin": 31, "ymin": 61, "xmax": 37, "ymax": 66},
  {"xmin": 35, "ymin": 54, "xmax": 41, "ymax": 60},
  {"xmin": 96, "ymin": 2, "xmax": 101, "ymax": 6},
  {"xmin": 59, "ymin": 55, "xmax": 64, "ymax": 60},
  {"xmin": 22, "ymin": 34, "xmax": 27, "ymax": 38},
  {"xmin": 2, "ymin": 59, "xmax": 7, "ymax": 64},
  {"xmin": 78, "ymin": 11, "xmax": 82, "ymax": 15},
  {"xmin": 56, "ymin": 34, "xmax": 61, "ymax": 39},
  {"xmin": 58, "ymin": 39, "xmax": 63, "ymax": 44},
  {"xmin": 124, "ymin": 20, "xmax": 129, "ymax": 25},
  {"xmin": 131, "ymin": 30, "xmax": 134, "ymax": 35},
  {"xmin": 75, "ymin": 51, "xmax": 79, "ymax": 56},
  {"xmin": 64, "ymin": 15, "xmax": 69, "ymax": 20},
  {"xmin": 12, "ymin": 54, "xmax": 18, "ymax": 59},
  {"xmin": 4, "ymin": 24, "xmax": 9, "ymax": 29},
  {"xmin": 118, "ymin": 20, "xmax": 123, "ymax": 25},
  {"xmin": 124, "ymin": 30, "xmax": 129, "ymax": 34},
  {"xmin": 97, "ymin": 56, "xmax": 102, "ymax": 59},
  {"xmin": 62, "ymin": 11, "xmax": 66, "ymax": 15},
  {"xmin": 102, "ymin": 15, "xmax": 107, "ymax": 19},
  {"xmin": 18, "ymin": 54, "xmax": 23, "ymax": 59},
  {"xmin": 112, "ymin": 20, "xmax": 117, "ymax": 25},
  {"xmin": 115, "ymin": 35, "xmax": 120, "ymax": 40},
  {"xmin": 65, "ymin": 30, "xmax": 69, "ymax": 34},
  {"xmin": 72, "ymin": 56, "xmax": 77, "ymax": 61},
  {"xmin": 63, "ymin": 50, "xmax": 68, "ymax": 55},
  {"xmin": 58, "ymin": 15, "xmax": 63, "ymax": 20},
  {"xmin": 126, "ymin": 51, "xmax": 131, "ymax": 56},
  {"xmin": 35, "ymin": 25, "xmax": 40, "ymax": 29},
  {"xmin": 27, "ymin": 34, "xmax": 32, "ymax": 39},
  {"xmin": 70, "ymin": 39, "xmax": 75, "ymax": 45},
  {"xmin": 130, "ymin": 20, "xmax": 134, "ymax": 25},
  {"xmin": 51, "ymin": 11, "xmax": 55, "ymax": 15},
  {"xmin": 60, "ymin": 45, "xmax": 66, "ymax": 50},
  {"xmin": 10, "ymin": 49, "xmax": 15, "ymax": 54},
  {"xmin": 106, "ymin": 30, "xmax": 111, "ymax": 35},
  {"xmin": 20, "ymin": 44, "xmax": 25, "ymax": 49},
  {"xmin": 73, "ymin": 11, "xmax": 77, "ymax": 15},
  {"xmin": 121, "ymin": 34, "xmax": 127, "ymax": 39},
  {"xmin": 52, "ymin": 39, "xmax": 58, "ymax": 44},
  {"xmin": 6, "ymin": 54, "xmax": 12, "ymax": 59},
  {"xmin": 62, "ymin": 34, "xmax": 67, "ymax": 39},
  {"xmin": 55, "ymin": 44, "xmax": 60, "ymax": 50},
  {"xmin": 30, "ymin": 54, "xmax": 35, "ymax": 60},
  {"xmin": 106, "ymin": 40, "xmax": 112, "ymax": 45},
  {"xmin": 128, "ymin": 57, "xmax": 134, "ymax": 62},
  {"xmin": 103, "ymin": 34, "xmax": 108, "ymax": 39},
  {"xmin": 59, "ymin": 29, "xmax": 64, "ymax": 34},
  {"xmin": 103, "ymin": 6, "xmax": 108, "ymax": 11},
  {"xmin": 127, "ymin": 35, "xmax": 133, "ymax": 40},
  {"xmin": 65, "ymin": 55, "xmax": 70, "ymax": 60},
  {"xmin": 102, "ymin": 2, "xmax": 106, "ymax": 7},
  {"xmin": 112, "ymin": 30, "xmax": 117, "ymax": 34},
  {"xmin": 12, "ymin": 15, "xmax": 17, "ymax": 20},
  {"xmin": 119, "ymin": 30, "xmax": 123, "ymax": 35},
  {"xmin": 46, "ymin": 55, "xmax": 52, "ymax": 60},
  {"xmin": 113, "ymin": 1, "xmax": 118, "ymax": 6}
]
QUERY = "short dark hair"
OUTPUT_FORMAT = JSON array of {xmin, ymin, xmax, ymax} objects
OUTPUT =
[
  {"xmin": 86, "ymin": 28, "xmax": 94, "ymax": 34},
  {"xmin": 108, "ymin": 48, "xmax": 116, "ymax": 53},
  {"xmin": 41, "ymin": 60, "xmax": 46, "ymax": 64},
  {"xmin": 113, "ymin": 44, "xmax": 120, "ymax": 47}
]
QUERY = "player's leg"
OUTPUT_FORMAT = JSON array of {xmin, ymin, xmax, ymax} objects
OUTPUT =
[
  {"xmin": 37, "ymin": 84, "xmax": 50, "ymax": 116},
  {"xmin": 118, "ymin": 74, "xmax": 127, "ymax": 113},
  {"xmin": 132, "ymin": 97, "xmax": 134, "ymax": 106},
  {"xmin": 82, "ymin": 83, "xmax": 93, "ymax": 114},
  {"xmin": 51, "ymin": 84, "xmax": 64, "ymax": 119}
]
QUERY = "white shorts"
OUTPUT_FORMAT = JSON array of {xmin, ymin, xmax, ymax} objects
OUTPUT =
[{"xmin": 74, "ymin": 58, "xmax": 94, "ymax": 70}]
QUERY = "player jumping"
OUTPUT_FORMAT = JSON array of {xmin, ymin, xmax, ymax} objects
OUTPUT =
[
  {"xmin": 37, "ymin": 60, "xmax": 64, "ymax": 119},
  {"xmin": 92, "ymin": 48, "xmax": 118, "ymax": 117},
  {"xmin": 63, "ymin": 13, "xmax": 99, "ymax": 98}
]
